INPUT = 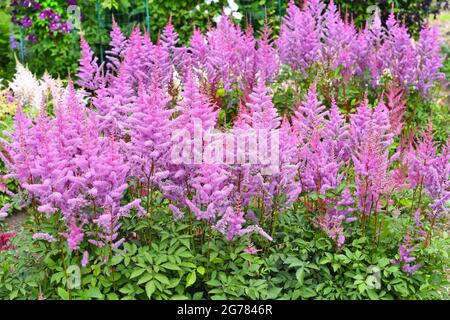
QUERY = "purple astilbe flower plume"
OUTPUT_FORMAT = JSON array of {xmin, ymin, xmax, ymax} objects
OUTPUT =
[
  {"xmin": 302, "ymin": 131, "xmax": 342, "ymax": 194},
  {"xmin": 65, "ymin": 222, "xmax": 84, "ymax": 251},
  {"xmin": 384, "ymin": 83, "xmax": 406, "ymax": 136},
  {"xmin": 127, "ymin": 79, "xmax": 173, "ymax": 191},
  {"xmin": 379, "ymin": 10, "xmax": 417, "ymax": 88},
  {"xmin": 323, "ymin": 98, "xmax": 351, "ymax": 163},
  {"xmin": 246, "ymin": 77, "xmax": 281, "ymax": 130},
  {"xmin": 322, "ymin": 0, "xmax": 357, "ymax": 81},
  {"xmin": 76, "ymin": 35, "xmax": 104, "ymax": 91},
  {"xmin": 160, "ymin": 17, "xmax": 188, "ymax": 78},
  {"xmin": 149, "ymin": 40, "xmax": 173, "ymax": 86},
  {"xmin": 190, "ymin": 27, "xmax": 208, "ymax": 71},
  {"xmin": 236, "ymin": 24, "xmax": 258, "ymax": 97},
  {"xmin": 277, "ymin": 0, "xmax": 321, "ymax": 73},
  {"xmin": 81, "ymin": 250, "xmax": 89, "ymax": 267},
  {"xmin": 105, "ymin": 16, "xmax": 129, "ymax": 74},
  {"xmin": 93, "ymin": 55, "xmax": 136, "ymax": 136},
  {"xmin": 174, "ymin": 69, "xmax": 218, "ymax": 133},
  {"xmin": 160, "ymin": 17, "xmax": 179, "ymax": 55},
  {"xmin": 356, "ymin": 9, "xmax": 384, "ymax": 82},
  {"xmin": 215, "ymin": 206, "xmax": 246, "ymax": 241},
  {"xmin": 215, "ymin": 206, "xmax": 272, "ymax": 242},
  {"xmin": 270, "ymin": 117, "xmax": 302, "ymax": 209},
  {"xmin": 407, "ymin": 122, "xmax": 439, "ymax": 190},
  {"xmin": 0, "ymin": 204, "xmax": 10, "ymax": 219},
  {"xmin": 305, "ymin": 0, "xmax": 326, "ymax": 37},
  {"xmin": 242, "ymin": 77, "xmax": 282, "ymax": 212},
  {"xmin": 391, "ymin": 232, "xmax": 422, "ymax": 275},
  {"xmin": 169, "ymin": 204, "xmax": 184, "ymax": 221},
  {"xmin": 314, "ymin": 187, "xmax": 356, "ymax": 249},
  {"xmin": 416, "ymin": 25, "xmax": 445, "ymax": 96},
  {"xmin": 256, "ymin": 22, "xmax": 279, "ymax": 82},
  {"xmin": 204, "ymin": 13, "xmax": 252, "ymax": 93},
  {"xmin": 292, "ymin": 83, "xmax": 327, "ymax": 143},
  {"xmin": 83, "ymin": 137, "xmax": 130, "ymax": 249},
  {"xmin": 184, "ymin": 164, "xmax": 233, "ymax": 221},
  {"xmin": 163, "ymin": 69, "xmax": 217, "ymax": 207},
  {"xmin": 407, "ymin": 123, "xmax": 450, "ymax": 220},
  {"xmin": 6, "ymin": 104, "xmax": 35, "ymax": 184},
  {"xmin": 351, "ymin": 101, "xmax": 393, "ymax": 216}
]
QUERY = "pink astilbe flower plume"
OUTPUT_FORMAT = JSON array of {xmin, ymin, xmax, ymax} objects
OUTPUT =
[
  {"xmin": 416, "ymin": 25, "xmax": 445, "ymax": 96},
  {"xmin": 384, "ymin": 83, "xmax": 406, "ymax": 136},
  {"xmin": 105, "ymin": 16, "xmax": 129, "ymax": 74},
  {"xmin": 76, "ymin": 35, "xmax": 104, "ymax": 91},
  {"xmin": 127, "ymin": 79, "xmax": 173, "ymax": 190},
  {"xmin": 351, "ymin": 101, "xmax": 393, "ymax": 216},
  {"xmin": 407, "ymin": 123, "xmax": 450, "ymax": 220},
  {"xmin": 323, "ymin": 98, "xmax": 351, "ymax": 163},
  {"xmin": 277, "ymin": 0, "xmax": 321, "ymax": 73},
  {"xmin": 379, "ymin": 10, "xmax": 417, "ymax": 88},
  {"xmin": 314, "ymin": 187, "xmax": 356, "ymax": 249},
  {"xmin": 256, "ymin": 22, "xmax": 279, "ymax": 82},
  {"xmin": 293, "ymin": 83, "xmax": 327, "ymax": 143}
]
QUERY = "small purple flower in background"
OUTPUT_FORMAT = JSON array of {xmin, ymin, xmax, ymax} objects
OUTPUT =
[
  {"xmin": 59, "ymin": 22, "xmax": 71, "ymax": 34},
  {"xmin": 22, "ymin": 0, "xmax": 31, "ymax": 7},
  {"xmin": 39, "ymin": 9, "xmax": 54, "ymax": 20},
  {"xmin": 31, "ymin": 1, "xmax": 41, "ymax": 10},
  {"xmin": 20, "ymin": 16, "xmax": 33, "ymax": 28},
  {"xmin": 49, "ymin": 21, "xmax": 59, "ymax": 33},
  {"xmin": 67, "ymin": 0, "xmax": 78, "ymax": 5},
  {"xmin": 27, "ymin": 34, "xmax": 38, "ymax": 44},
  {"xmin": 52, "ymin": 13, "xmax": 61, "ymax": 23},
  {"xmin": 9, "ymin": 34, "xmax": 19, "ymax": 50},
  {"xmin": 32, "ymin": 232, "xmax": 56, "ymax": 243}
]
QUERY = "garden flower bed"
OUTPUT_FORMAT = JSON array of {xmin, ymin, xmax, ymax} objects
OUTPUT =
[{"xmin": 0, "ymin": 0, "xmax": 448, "ymax": 300}]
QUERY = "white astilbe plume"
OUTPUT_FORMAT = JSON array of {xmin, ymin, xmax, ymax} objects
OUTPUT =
[
  {"xmin": 9, "ymin": 61, "xmax": 43, "ymax": 111},
  {"xmin": 41, "ymin": 72, "xmax": 65, "ymax": 105}
]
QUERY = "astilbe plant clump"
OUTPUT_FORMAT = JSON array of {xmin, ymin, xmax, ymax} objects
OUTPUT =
[{"xmin": 0, "ymin": 0, "xmax": 448, "ymax": 300}]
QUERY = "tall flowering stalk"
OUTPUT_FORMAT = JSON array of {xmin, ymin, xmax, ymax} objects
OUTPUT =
[
  {"xmin": 127, "ymin": 78, "xmax": 173, "ymax": 215},
  {"xmin": 277, "ymin": 0, "xmax": 321, "ymax": 73},
  {"xmin": 351, "ymin": 101, "xmax": 393, "ymax": 219},
  {"xmin": 76, "ymin": 36, "xmax": 104, "ymax": 92},
  {"xmin": 415, "ymin": 25, "xmax": 445, "ymax": 96}
]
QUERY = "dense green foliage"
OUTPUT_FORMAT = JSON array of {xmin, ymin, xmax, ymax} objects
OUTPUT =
[{"xmin": 1, "ymin": 201, "xmax": 448, "ymax": 300}]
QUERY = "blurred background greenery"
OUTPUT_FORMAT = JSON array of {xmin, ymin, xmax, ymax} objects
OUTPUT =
[{"xmin": 0, "ymin": 0, "xmax": 449, "ymax": 82}]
